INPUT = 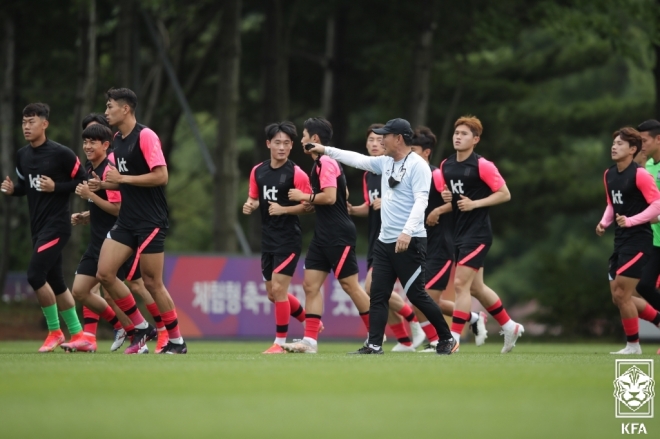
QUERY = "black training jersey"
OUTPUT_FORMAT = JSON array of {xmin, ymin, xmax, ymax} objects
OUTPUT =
[
  {"xmin": 86, "ymin": 155, "xmax": 122, "ymax": 255},
  {"xmin": 111, "ymin": 124, "xmax": 169, "ymax": 230},
  {"xmin": 604, "ymin": 162, "xmax": 660, "ymax": 250},
  {"xmin": 362, "ymin": 171, "xmax": 382, "ymax": 258},
  {"xmin": 13, "ymin": 139, "xmax": 85, "ymax": 236},
  {"xmin": 249, "ymin": 159, "xmax": 311, "ymax": 253},
  {"xmin": 310, "ymin": 155, "xmax": 356, "ymax": 247},
  {"xmin": 439, "ymin": 152, "xmax": 505, "ymax": 246},
  {"xmin": 426, "ymin": 165, "xmax": 454, "ymax": 260}
]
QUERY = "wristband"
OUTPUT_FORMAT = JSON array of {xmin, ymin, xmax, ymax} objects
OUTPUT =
[{"xmin": 310, "ymin": 193, "xmax": 316, "ymax": 203}]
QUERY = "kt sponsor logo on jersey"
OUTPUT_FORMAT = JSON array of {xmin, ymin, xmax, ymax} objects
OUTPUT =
[
  {"xmin": 117, "ymin": 157, "xmax": 128, "ymax": 173},
  {"xmin": 369, "ymin": 189, "xmax": 379, "ymax": 203},
  {"xmin": 29, "ymin": 174, "xmax": 41, "ymax": 191},
  {"xmin": 450, "ymin": 179, "xmax": 464, "ymax": 194},
  {"xmin": 263, "ymin": 185, "xmax": 278, "ymax": 201},
  {"xmin": 612, "ymin": 190, "xmax": 623, "ymax": 204}
]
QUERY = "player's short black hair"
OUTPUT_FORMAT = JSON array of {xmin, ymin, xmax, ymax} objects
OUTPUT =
[
  {"xmin": 304, "ymin": 117, "xmax": 333, "ymax": 145},
  {"xmin": 637, "ymin": 119, "xmax": 660, "ymax": 138},
  {"xmin": 265, "ymin": 121, "xmax": 297, "ymax": 141},
  {"xmin": 81, "ymin": 113, "xmax": 110, "ymax": 130},
  {"xmin": 82, "ymin": 123, "xmax": 113, "ymax": 143},
  {"xmin": 411, "ymin": 126, "xmax": 437, "ymax": 151},
  {"xmin": 106, "ymin": 87, "xmax": 138, "ymax": 112},
  {"xmin": 22, "ymin": 103, "xmax": 50, "ymax": 120}
]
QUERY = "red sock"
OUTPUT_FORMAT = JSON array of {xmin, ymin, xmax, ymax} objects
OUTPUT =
[
  {"xmin": 114, "ymin": 295, "xmax": 146, "ymax": 327},
  {"xmin": 288, "ymin": 293, "xmax": 306, "ymax": 322},
  {"xmin": 275, "ymin": 300, "xmax": 291, "ymax": 339},
  {"xmin": 451, "ymin": 310, "xmax": 470, "ymax": 334},
  {"xmin": 638, "ymin": 303, "xmax": 660, "ymax": 325},
  {"xmin": 146, "ymin": 302, "xmax": 165, "ymax": 331},
  {"xmin": 486, "ymin": 299, "xmax": 511, "ymax": 326},
  {"xmin": 161, "ymin": 309, "xmax": 182, "ymax": 340},
  {"xmin": 420, "ymin": 321, "xmax": 439, "ymax": 342},
  {"xmin": 304, "ymin": 314, "xmax": 321, "ymax": 340},
  {"xmin": 83, "ymin": 307, "xmax": 99, "ymax": 335},
  {"xmin": 390, "ymin": 322, "xmax": 412, "ymax": 346},
  {"xmin": 397, "ymin": 303, "xmax": 418, "ymax": 323},
  {"xmin": 359, "ymin": 311, "xmax": 370, "ymax": 330},
  {"xmin": 622, "ymin": 317, "xmax": 639, "ymax": 343},
  {"xmin": 100, "ymin": 305, "xmax": 123, "ymax": 330}
]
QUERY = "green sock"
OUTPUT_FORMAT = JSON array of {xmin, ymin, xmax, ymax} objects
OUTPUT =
[
  {"xmin": 41, "ymin": 304, "xmax": 60, "ymax": 331},
  {"xmin": 60, "ymin": 307, "xmax": 82, "ymax": 335}
]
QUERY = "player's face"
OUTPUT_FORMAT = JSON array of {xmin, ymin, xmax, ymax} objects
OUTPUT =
[
  {"xmin": 453, "ymin": 125, "xmax": 479, "ymax": 152},
  {"xmin": 105, "ymin": 99, "xmax": 125, "ymax": 127},
  {"xmin": 411, "ymin": 145, "xmax": 430, "ymax": 161},
  {"xmin": 22, "ymin": 116, "xmax": 48, "ymax": 142},
  {"xmin": 611, "ymin": 135, "xmax": 635, "ymax": 162},
  {"xmin": 267, "ymin": 131, "xmax": 293, "ymax": 161},
  {"xmin": 82, "ymin": 138, "xmax": 109, "ymax": 162},
  {"xmin": 640, "ymin": 131, "xmax": 660, "ymax": 158},
  {"xmin": 366, "ymin": 133, "xmax": 384, "ymax": 156}
]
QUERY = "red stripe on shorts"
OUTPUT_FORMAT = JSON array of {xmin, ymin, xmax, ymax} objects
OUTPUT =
[
  {"xmin": 335, "ymin": 246, "xmax": 351, "ymax": 277},
  {"xmin": 37, "ymin": 238, "xmax": 60, "ymax": 253},
  {"xmin": 458, "ymin": 244, "xmax": 486, "ymax": 266},
  {"xmin": 425, "ymin": 260, "xmax": 452, "ymax": 289},
  {"xmin": 273, "ymin": 253, "xmax": 296, "ymax": 274},
  {"xmin": 127, "ymin": 228, "xmax": 160, "ymax": 280},
  {"xmin": 616, "ymin": 252, "xmax": 644, "ymax": 276}
]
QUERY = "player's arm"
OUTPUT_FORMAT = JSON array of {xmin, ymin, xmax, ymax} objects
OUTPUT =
[
  {"xmin": 619, "ymin": 168, "xmax": 660, "ymax": 228},
  {"xmin": 4, "ymin": 156, "xmax": 27, "ymax": 196},
  {"xmin": 71, "ymin": 210, "xmax": 90, "ymax": 226},
  {"xmin": 53, "ymin": 152, "xmax": 85, "ymax": 193},
  {"xmin": 426, "ymin": 202, "xmax": 452, "ymax": 226},
  {"xmin": 458, "ymin": 159, "xmax": 511, "ymax": 211},
  {"xmin": 305, "ymin": 144, "xmax": 385, "ymax": 175},
  {"xmin": 349, "ymin": 202, "xmax": 369, "ymax": 217},
  {"xmin": 107, "ymin": 164, "xmax": 168, "ymax": 187}
]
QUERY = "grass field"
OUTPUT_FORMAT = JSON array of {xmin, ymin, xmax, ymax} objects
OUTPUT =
[{"xmin": 0, "ymin": 340, "xmax": 657, "ymax": 439}]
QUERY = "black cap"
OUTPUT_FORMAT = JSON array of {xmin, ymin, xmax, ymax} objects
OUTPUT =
[
  {"xmin": 372, "ymin": 118, "xmax": 413, "ymax": 139},
  {"xmin": 638, "ymin": 119, "xmax": 660, "ymax": 132}
]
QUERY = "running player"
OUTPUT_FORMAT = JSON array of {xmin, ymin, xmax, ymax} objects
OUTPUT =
[
  {"xmin": 597, "ymin": 127, "xmax": 660, "ymax": 354},
  {"xmin": 243, "ymin": 121, "xmax": 313, "ymax": 353},
  {"xmin": 1, "ymin": 103, "xmax": 86, "ymax": 352},
  {"xmin": 94, "ymin": 88, "xmax": 185, "ymax": 354},
  {"xmin": 348, "ymin": 124, "xmax": 425, "ymax": 351},
  {"xmin": 283, "ymin": 118, "xmax": 372, "ymax": 353},
  {"xmin": 439, "ymin": 115, "xmax": 524, "ymax": 353},
  {"xmin": 73, "ymin": 114, "xmax": 168, "ymax": 352},
  {"xmin": 410, "ymin": 126, "xmax": 487, "ymax": 352}
]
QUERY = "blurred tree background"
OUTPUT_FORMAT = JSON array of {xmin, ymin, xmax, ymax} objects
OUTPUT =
[{"xmin": 1, "ymin": 0, "xmax": 659, "ymax": 337}]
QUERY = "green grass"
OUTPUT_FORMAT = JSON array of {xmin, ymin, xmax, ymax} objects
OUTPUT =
[{"xmin": 0, "ymin": 341, "xmax": 658, "ymax": 439}]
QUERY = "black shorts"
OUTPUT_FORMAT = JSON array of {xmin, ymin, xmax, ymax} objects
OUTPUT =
[
  {"xmin": 425, "ymin": 258, "xmax": 453, "ymax": 291},
  {"xmin": 262, "ymin": 252, "xmax": 300, "ymax": 281},
  {"xmin": 27, "ymin": 232, "xmax": 70, "ymax": 294},
  {"xmin": 108, "ymin": 225, "xmax": 167, "ymax": 254},
  {"xmin": 608, "ymin": 250, "xmax": 649, "ymax": 280},
  {"xmin": 76, "ymin": 247, "xmax": 141, "ymax": 281},
  {"xmin": 455, "ymin": 242, "xmax": 491, "ymax": 270},
  {"xmin": 304, "ymin": 243, "xmax": 359, "ymax": 280}
]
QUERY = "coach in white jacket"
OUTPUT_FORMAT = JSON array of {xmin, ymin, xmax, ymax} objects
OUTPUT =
[{"xmin": 305, "ymin": 118, "xmax": 457, "ymax": 355}]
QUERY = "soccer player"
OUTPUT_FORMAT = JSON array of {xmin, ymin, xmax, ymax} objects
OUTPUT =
[
  {"xmin": 243, "ymin": 121, "xmax": 313, "ymax": 354},
  {"xmin": 439, "ymin": 116, "xmax": 524, "ymax": 353},
  {"xmin": 597, "ymin": 127, "xmax": 660, "ymax": 354},
  {"xmin": 410, "ymin": 126, "xmax": 487, "ymax": 352},
  {"xmin": 305, "ymin": 118, "xmax": 456, "ymax": 355},
  {"xmin": 1, "ymin": 103, "xmax": 85, "ymax": 352},
  {"xmin": 348, "ymin": 124, "xmax": 425, "ymax": 352},
  {"xmin": 73, "ymin": 114, "xmax": 168, "ymax": 352},
  {"xmin": 94, "ymin": 88, "xmax": 185, "ymax": 354},
  {"xmin": 282, "ymin": 118, "xmax": 372, "ymax": 354},
  {"xmin": 635, "ymin": 119, "xmax": 660, "ymax": 316}
]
